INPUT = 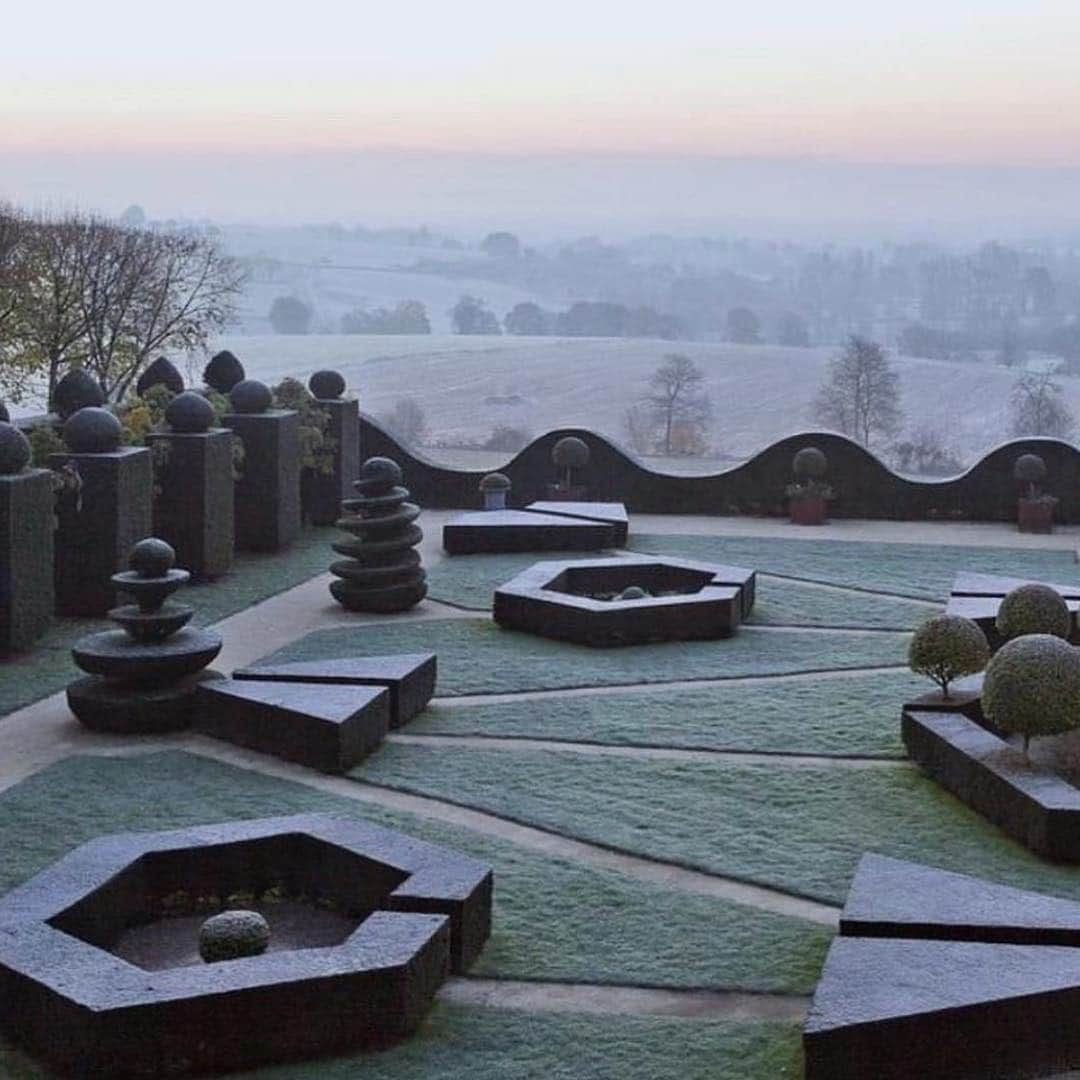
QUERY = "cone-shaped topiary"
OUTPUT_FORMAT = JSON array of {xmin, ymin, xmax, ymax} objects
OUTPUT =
[
  {"xmin": 136, "ymin": 356, "xmax": 184, "ymax": 397},
  {"xmin": 996, "ymin": 583, "xmax": 1071, "ymax": 642},
  {"xmin": 329, "ymin": 456, "xmax": 427, "ymax": 613},
  {"xmin": 982, "ymin": 633, "xmax": 1080, "ymax": 753},
  {"xmin": 908, "ymin": 614, "xmax": 990, "ymax": 698},
  {"xmin": 203, "ymin": 350, "xmax": 246, "ymax": 394}
]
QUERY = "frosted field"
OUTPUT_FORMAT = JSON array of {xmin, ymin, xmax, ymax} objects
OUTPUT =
[{"xmin": 211, "ymin": 333, "xmax": 1080, "ymax": 467}]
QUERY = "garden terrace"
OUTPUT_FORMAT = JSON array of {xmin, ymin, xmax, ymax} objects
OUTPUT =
[{"xmin": 4, "ymin": 510, "xmax": 1080, "ymax": 1078}]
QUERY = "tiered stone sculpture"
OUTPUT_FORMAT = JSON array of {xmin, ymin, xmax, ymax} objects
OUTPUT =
[
  {"xmin": 67, "ymin": 538, "xmax": 223, "ymax": 732},
  {"xmin": 329, "ymin": 457, "xmax": 427, "ymax": 613}
]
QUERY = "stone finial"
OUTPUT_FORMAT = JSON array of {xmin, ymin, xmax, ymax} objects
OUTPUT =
[
  {"xmin": 0, "ymin": 423, "xmax": 31, "ymax": 476},
  {"xmin": 63, "ymin": 407, "xmax": 122, "ymax": 454},
  {"xmin": 309, "ymin": 370, "xmax": 346, "ymax": 400},
  {"xmin": 228, "ymin": 379, "xmax": 273, "ymax": 415},
  {"xmin": 53, "ymin": 369, "xmax": 105, "ymax": 420},
  {"xmin": 165, "ymin": 391, "xmax": 215, "ymax": 433}
]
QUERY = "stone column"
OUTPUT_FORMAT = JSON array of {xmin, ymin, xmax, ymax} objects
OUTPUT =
[{"xmin": 0, "ymin": 424, "xmax": 54, "ymax": 651}]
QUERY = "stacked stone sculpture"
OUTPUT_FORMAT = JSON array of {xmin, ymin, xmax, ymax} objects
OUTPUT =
[
  {"xmin": 67, "ymin": 537, "xmax": 223, "ymax": 732},
  {"xmin": 329, "ymin": 456, "xmax": 427, "ymax": 613}
]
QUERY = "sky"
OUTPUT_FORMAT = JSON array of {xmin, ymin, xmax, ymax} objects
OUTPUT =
[{"xmin": 3, "ymin": 0, "xmax": 1079, "ymax": 231}]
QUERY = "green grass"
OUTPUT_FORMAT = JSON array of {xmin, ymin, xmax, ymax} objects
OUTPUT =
[
  {"xmin": 0, "ymin": 751, "xmax": 830, "ymax": 995},
  {"xmin": 427, "ymin": 552, "xmax": 935, "ymax": 629},
  {"xmin": 264, "ymin": 618, "xmax": 908, "ymax": 696},
  {"xmin": 629, "ymin": 534, "xmax": 1080, "ymax": 602},
  {"xmin": 0, "ymin": 526, "xmax": 336, "ymax": 720},
  {"xmin": 0, "ymin": 1003, "xmax": 803, "ymax": 1080},
  {"xmin": 352, "ymin": 742, "xmax": 1080, "ymax": 907},
  {"xmin": 410, "ymin": 669, "xmax": 926, "ymax": 757}
]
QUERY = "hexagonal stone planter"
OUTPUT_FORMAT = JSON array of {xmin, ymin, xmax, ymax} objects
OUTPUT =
[
  {"xmin": 0, "ymin": 813, "xmax": 492, "ymax": 1078},
  {"xmin": 493, "ymin": 554, "xmax": 755, "ymax": 646},
  {"xmin": 805, "ymin": 853, "xmax": 1080, "ymax": 1079}
]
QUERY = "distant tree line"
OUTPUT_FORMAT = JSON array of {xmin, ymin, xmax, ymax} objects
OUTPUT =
[{"xmin": 0, "ymin": 204, "xmax": 244, "ymax": 405}]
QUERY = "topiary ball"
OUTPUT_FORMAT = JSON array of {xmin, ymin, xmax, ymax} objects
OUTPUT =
[
  {"xmin": 908, "ymin": 614, "xmax": 990, "ymax": 696},
  {"xmin": 982, "ymin": 634, "xmax": 1080, "ymax": 745},
  {"xmin": 63, "ymin": 407, "xmax": 122, "ymax": 453},
  {"xmin": 1014, "ymin": 453, "xmax": 1047, "ymax": 485},
  {"xmin": 228, "ymin": 379, "xmax": 272, "ymax": 415},
  {"xmin": 137, "ymin": 356, "xmax": 184, "ymax": 397},
  {"xmin": 552, "ymin": 436, "xmax": 590, "ymax": 470},
  {"xmin": 793, "ymin": 446, "xmax": 828, "ymax": 478},
  {"xmin": 0, "ymin": 423, "xmax": 31, "ymax": 476},
  {"xmin": 203, "ymin": 350, "xmax": 246, "ymax": 394},
  {"xmin": 53, "ymin": 369, "xmax": 105, "ymax": 420},
  {"xmin": 309, "ymin": 370, "xmax": 346, "ymax": 399},
  {"xmin": 129, "ymin": 537, "xmax": 176, "ymax": 578},
  {"xmin": 479, "ymin": 472, "xmax": 511, "ymax": 492},
  {"xmin": 996, "ymin": 583, "xmax": 1071, "ymax": 642},
  {"xmin": 618, "ymin": 586, "xmax": 649, "ymax": 601},
  {"xmin": 198, "ymin": 910, "xmax": 271, "ymax": 964},
  {"xmin": 165, "ymin": 390, "xmax": 215, "ymax": 433}
]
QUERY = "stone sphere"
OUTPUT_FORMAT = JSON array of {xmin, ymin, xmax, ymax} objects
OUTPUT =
[
  {"xmin": 1014, "ymin": 453, "xmax": 1047, "ymax": 485},
  {"xmin": 53, "ymin": 369, "xmax": 105, "ymax": 420},
  {"xmin": 198, "ymin": 910, "xmax": 271, "ymax": 964},
  {"xmin": 129, "ymin": 537, "xmax": 176, "ymax": 578},
  {"xmin": 618, "ymin": 586, "xmax": 649, "ymax": 601},
  {"xmin": 309, "ymin": 369, "xmax": 346, "ymax": 399},
  {"xmin": 203, "ymin": 350, "xmax": 246, "ymax": 394},
  {"xmin": 0, "ymin": 401, "xmax": 9, "ymax": 423},
  {"xmin": 552, "ymin": 436, "xmax": 590, "ymax": 470},
  {"xmin": 996, "ymin": 583, "xmax": 1071, "ymax": 641},
  {"xmin": 165, "ymin": 391, "xmax": 215, "ymax": 433},
  {"xmin": 479, "ymin": 472, "xmax": 511, "ymax": 492},
  {"xmin": 0, "ymin": 423, "xmax": 31, "ymax": 475},
  {"xmin": 360, "ymin": 456, "xmax": 403, "ymax": 486},
  {"xmin": 982, "ymin": 634, "xmax": 1080, "ymax": 742},
  {"xmin": 229, "ymin": 379, "xmax": 272, "ymax": 415},
  {"xmin": 63, "ymin": 407, "xmax": 121, "ymax": 453},
  {"xmin": 793, "ymin": 446, "xmax": 828, "ymax": 478},
  {"xmin": 136, "ymin": 356, "xmax": 184, "ymax": 397}
]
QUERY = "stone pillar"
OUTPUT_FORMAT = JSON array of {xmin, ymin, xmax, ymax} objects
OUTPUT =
[
  {"xmin": 308, "ymin": 397, "xmax": 359, "ymax": 525},
  {"xmin": 147, "ymin": 429, "xmax": 235, "ymax": 579},
  {"xmin": 49, "ymin": 447, "xmax": 153, "ymax": 616},
  {"xmin": 224, "ymin": 409, "xmax": 300, "ymax": 552},
  {"xmin": 0, "ymin": 468, "xmax": 55, "ymax": 651}
]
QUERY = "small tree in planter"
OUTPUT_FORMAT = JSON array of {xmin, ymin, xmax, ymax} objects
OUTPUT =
[
  {"xmin": 982, "ymin": 633, "xmax": 1080, "ymax": 754},
  {"xmin": 1014, "ymin": 453, "xmax": 1056, "ymax": 533},
  {"xmin": 908, "ymin": 614, "xmax": 990, "ymax": 699},
  {"xmin": 549, "ymin": 437, "xmax": 590, "ymax": 500},
  {"xmin": 996, "ymin": 582, "xmax": 1071, "ymax": 642},
  {"xmin": 786, "ymin": 446, "xmax": 832, "ymax": 525},
  {"xmin": 479, "ymin": 472, "xmax": 511, "ymax": 510}
]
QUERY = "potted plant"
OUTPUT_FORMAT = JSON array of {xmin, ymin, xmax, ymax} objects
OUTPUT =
[
  {"xmin": 786, "ymin": 446, "xmax": 832, "ymax": 525},
  {"xmin": 1014, "ymin": 453, "xmax": 1055, "ymax": 533},
  {"xmin": 547, "ymin": 436, "xmax": 590, "ymax": 501},
  {"xmin": 479, "ymin": 472, "xmax": 511, "ymax": 510}
]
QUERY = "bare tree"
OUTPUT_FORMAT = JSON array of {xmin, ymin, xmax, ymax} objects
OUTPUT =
[
  {"xmin": 645, "ymin": 353, "xmax": 713, "ymax": 455},
  {"xmin": 814, "ymin": 336, "xmax": 902, "ymax": 449},
  {"xmin": 379, "ymin": 397, "xmax": 429, "ymax": 448},
  {"xmin": 622, "ymin": 403, "xmax": 656, "ymax": 455},
  {"xmin": 1010, "ymin": 371, "xmax": 1074, "ymax": 439}
]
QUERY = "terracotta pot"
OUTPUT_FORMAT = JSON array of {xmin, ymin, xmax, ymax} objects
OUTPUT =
[
  {"xmin": 790, "ymin": 495, "xmax": 828, "ymax": 526},
  {"xmin": 1017, "ymin": 498, "xmax": 1053, "ymax": 534}
]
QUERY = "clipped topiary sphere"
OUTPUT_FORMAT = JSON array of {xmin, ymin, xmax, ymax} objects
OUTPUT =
[
  {"xmin": 198, "ymin": 910, "xmax": 271, "ymax": 964},
  {"xmin": 165, "ymin": 390, "xmax": 215, "ymax": 433},
  {"xmin": 996, "ymin": 583, "xmax": 1071, "ymax": 642},
  {"xmin": 309, "ymin": 369, "xmax": 346, "ymax": 399},
  {"xmin": 908, "ymin": 614, "xmax": 990, "ymax": 696},
  {"xmin": 53, "ymin": 369, "xmax": 105, "ymax": 420},
  {"xmin": 479, "ymin": 472, "xmax": 511, "ymax": 492},
  {"xmin": 136, "ymin": 356, "xmax": 184, "ymax": 398},
  {"xmin": 129, "ymin": 537, "xmax": 176, "ymax": 578},
  {"xmin": 229, "ymin": 379, "xmax": 272, "ymax": 415},
  {"xmin": 203, "ymin": 350, "xmax": 246, "ymax": 394},
  {"xmin": 63, "ymin": 407, "xmax": 121, "ymax": 453},
  {"xmin": 552, "ymin": 436, "xmax": 590, "ymax": 470},
  {"xmin": 0, "ymin": 423, "xmax": 31, "ymax": 475},
  {"xmin": 793, "ymin": 446, "xmax": 828, "ymax": 478},
  {"xmin": 359, "ymin": 456, "xmax": 403, "ymax": 486},
  {"xmin": 1014, "ymin": 453, "xmax": 1047, "ymax": 485},
  {"xmin": 983, "ymin": 634, "xmax": 1080, "ymax": 744},
  {"xmin": 618, "ymin": 586, "xmax": 649, "ymax": 601}
]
